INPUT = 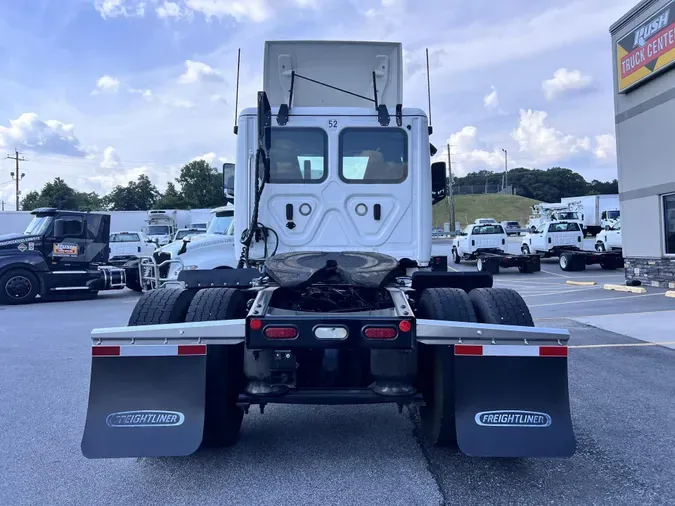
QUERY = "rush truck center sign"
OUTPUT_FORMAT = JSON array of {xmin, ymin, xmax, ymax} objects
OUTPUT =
[{"xmin": 618, "ymin": 0, "xmax": 675, "ymax": 92}]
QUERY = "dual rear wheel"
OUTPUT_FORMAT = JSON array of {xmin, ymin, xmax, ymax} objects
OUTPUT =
[
  {"xmin": 128, "ymin": 287, "xmax": 250, "ymax": 449},
  {"xmin": 416, "ymin": 287, "xmax": 534, "ymax": 447}
]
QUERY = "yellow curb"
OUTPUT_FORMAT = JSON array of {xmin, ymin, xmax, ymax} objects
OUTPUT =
[
  {"xmin": 666, "ymin": 291, "xmax": 675, "ymax": 298},
  {"xmin": 566, "ymin": 280, "xmax": 597, "ymax": 286},
  {"xmin": 603, "ymin": 284, "xmax": 647, "ymax": 294}
]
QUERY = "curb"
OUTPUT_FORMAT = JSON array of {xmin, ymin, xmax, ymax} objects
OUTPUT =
[
  {"xmin": 603, "ymin": 284, "xmax": 647, "ymax": 294},
  {"xmin": 566, "ymin": 280, "xmax": 597, "ymax": 286},
  {"xmin": 666, "ymin": 291, "xmax": 675, "ymax": 298}
]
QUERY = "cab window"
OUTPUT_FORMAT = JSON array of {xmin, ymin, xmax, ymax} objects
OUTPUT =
[
  {"xmin": 339, "ymin": 128, "xmax": 408, "ymax": 183},
  {"xmin": 548, "ymin": 223, "xmax": 580, "ymax": 232},
  {"xmin": 110, "ymin": 233, "xmax": 140, "ymax": 242},
  {"xmin": 268, "ymin": 128, "xmax": 327, "ymax": 183},
  {"xmin": 472, "ymin": 225, "xmax": 504, "ymax": 235}
]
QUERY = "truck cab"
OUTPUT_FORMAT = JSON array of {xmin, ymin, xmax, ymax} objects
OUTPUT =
[
  {"xmin": 521, "ymin": 221, "xmax": 583, "ymax": 257},
  {"xmin": 452, "ymin": 223, "xmax": 507, "ymax": 263},
  {"xmin": 0, "ymin": 208, "xmax": 128, "ymax": 304},
  {"xmin": 596, "ymin": 220, "xmax": 622, "ymax": 251},
  {"xmin": 142, "ymin": 210, "xmax": 177, "ymax": 246}
]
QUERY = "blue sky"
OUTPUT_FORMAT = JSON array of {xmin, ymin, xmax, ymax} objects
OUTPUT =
[{"xmin": 0, "ymin": 0, "xmax": 637, "ymax": 208}]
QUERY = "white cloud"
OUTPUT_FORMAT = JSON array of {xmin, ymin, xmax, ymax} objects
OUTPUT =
[
  {"xmin": 483, "ymin": 86, "xmax": 499, "ymax": 109},
  {"xmin": 191, "ymin": 152, "xmax": 226, "ymax": 166},
  {"xmin": 94, "ymin": 75, "xmax": 121, "ymax": 93},
  {"xmin": 100, "ymin": 146, "xmax": 121, "ymax": 169},
  {"xmin": 511, "ymin": 109, "xmax": 591, "ymax": 166},
  {"xmin": 129, "ymin": 87, "xmax": 154, "ymax": 100},
  {"xmin": 210, "ymin": 94, "xmax": 227, "ymax": 104},
  {"xmin": 184, "ymin": 0, "xmax": 272, "ymax": 22},
  {"xmin": 594, "ymin": 134, "xmax": 616, "ymax": 161},
  {"xmin": 94, "ymin": 0, "xmax": 146, "ymax": 18},
  {"xmin": 178, "ymin": 60, "xmax": 226, "ymax": 84},
  {"xmin": 433, "ymin": 126, "xmax": 505, "ymax": 177},
  {"xmin": 156, "ymin": 1, "xmax": 187, "ymax": 18},
  {"xmin": 0, "ymin": 113, "xmax": 86, "ymax": 157},
  {"xmin": 542, "ymin": 68, "xmax": 593, "ymax": 100}
]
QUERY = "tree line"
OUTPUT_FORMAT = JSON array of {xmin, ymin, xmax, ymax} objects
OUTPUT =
[
  {"xmin": 453, "ymin": 167, "xmax": 618, "ymax": 203},
  {"xmin": 20, "ymin": 160, "xmax": 224, "ymax": 212}
]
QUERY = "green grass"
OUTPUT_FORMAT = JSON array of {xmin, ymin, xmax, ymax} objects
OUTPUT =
[{"xmin": 432, "ymin": 194, "xmax": 540, "ymax": 229}]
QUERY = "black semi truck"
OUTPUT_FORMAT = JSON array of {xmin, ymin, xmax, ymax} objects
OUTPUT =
[{"xmin": 0, "ymin": 208, "xmax": 141, "ymax": 304}]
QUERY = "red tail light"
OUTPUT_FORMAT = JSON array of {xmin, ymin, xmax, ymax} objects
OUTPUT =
[
  {"xmin": 398, "ymin": 320, "xmax": 412, "ymax": 332},
  {"xmin": 249, "ymin": 319, "xmax": 262, "ymax": 330},
  {"xmin": 364, "ymin": 326, "xmax": 397, "ymax": 339},
  {"xmin": 264, "ymin": 326, "xmax": 298, "ymax": 339}
]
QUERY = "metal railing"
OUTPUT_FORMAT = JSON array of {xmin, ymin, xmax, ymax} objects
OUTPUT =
[{"xmin": 138, "ymin": 255, "xmax": 185, "ymax": 291}]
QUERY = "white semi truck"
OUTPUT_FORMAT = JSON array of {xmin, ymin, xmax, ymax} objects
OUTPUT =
[
  {"xmin": 142, "ymin": 209, "xmax": 180, "ymax": 246},
  {"xmin": 81, "ymin": 40, "xmax": 576, "ymax": 461},
  {"xmin": 561, "ymin": 194, "xmax": 620, "ymax": 236}
]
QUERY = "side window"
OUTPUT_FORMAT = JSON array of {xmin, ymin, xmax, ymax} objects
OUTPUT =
[
  {"xmin": 339, "ymin": 128, "xmax": 408, "ymax": 184},
  {"xmin": 58, "ymin": 216, "xmax": 84, "ymax": 237},
  {"xmin": 86, "ymin": 214, "xmax": 103, "ymax": 241},
  {"xmin": 268, "ymin": 128, "xmax": 327, "ymax": 183},
  {"xmin": 536, "ymin": 224, "xmax": 546, "ymax": 233},
  {"xmin": 664, "ymin": 194, "xmax": 675, "ymax": 254}
]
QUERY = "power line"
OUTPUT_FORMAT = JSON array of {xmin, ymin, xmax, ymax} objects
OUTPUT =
[{"xmin": 6, "ymin": 150, "xmax": 26, "ymax": 211}]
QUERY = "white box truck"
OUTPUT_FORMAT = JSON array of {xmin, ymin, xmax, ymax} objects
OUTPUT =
[{"xmin": 561, "ymin": 195, "xmax": 620, "ymax": 236}]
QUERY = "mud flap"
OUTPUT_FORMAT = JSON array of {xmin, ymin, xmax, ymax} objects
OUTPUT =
[
  {"xmin": 454, "ymin": 346, "xmax": 576, "ymax": 458},
  {"xmin": 81, "ymin": 348, "xmax": 207, "ymax": 459}
]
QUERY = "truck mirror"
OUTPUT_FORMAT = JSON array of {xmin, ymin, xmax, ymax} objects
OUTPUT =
[
  {"xmin": 54, "ymin": 219, "xmax": 64, "ymax": 238},
  {"xmin": 223, "ymin": 163, "xmax": 235, "ymax": 194},
  {"xmin": 431, "ymin": 161, "xmax": 447, "ymax": 205},
  {"xmin": 257, "ymin": 91, "xmax": 272, "ymax": 153}
]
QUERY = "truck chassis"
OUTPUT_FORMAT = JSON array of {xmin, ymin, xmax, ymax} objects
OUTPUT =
[
  {"xmin": 81, "ymin": 255, "xmax": 576, "ymax": 460},
  {"xmin": 476, "ymin": 252, "xmax": 541, "ymax": 275},
  {"xmin": 558, "ymin": 250, "xmax": 624, "ymax": 272}
]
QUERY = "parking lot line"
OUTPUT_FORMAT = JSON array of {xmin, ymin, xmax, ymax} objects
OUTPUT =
[
  {"xmin": 521, "ymin": 287, "xmax": 600, "ymax": 298},
  {"xmin": 528, "ymin": 292, "xmax": 665, "ymax": 307},
  {"xmin": 540, "ymin": 269, "xmax": 571, "ymax": 278}
]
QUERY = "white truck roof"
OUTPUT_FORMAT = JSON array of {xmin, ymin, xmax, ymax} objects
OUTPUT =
[{"xmin": 263, "ymin": 40, "xmax": 403, "ymax": 108}]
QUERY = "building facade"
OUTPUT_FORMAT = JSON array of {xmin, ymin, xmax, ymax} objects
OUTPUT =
[{"xmin": 611, "ymin": 0, "xmax": 675, "ymax": 288}]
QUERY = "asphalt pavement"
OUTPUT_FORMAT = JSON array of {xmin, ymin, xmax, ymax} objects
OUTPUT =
[{"xmin": 1, "ymin": 278, "xmax": 674, "ymax": 505}]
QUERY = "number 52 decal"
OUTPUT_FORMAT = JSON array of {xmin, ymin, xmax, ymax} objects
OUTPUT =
[{"xmin": 328, "ymin": 119, "xmax": 338, "ymax": 129}]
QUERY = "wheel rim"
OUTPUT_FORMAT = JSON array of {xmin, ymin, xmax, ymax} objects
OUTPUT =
[
  {"xmin": 560, "ymin": 255, "xmax": 568, "ymax": 268},
  {"xmin": 477, "ymin": 258, "xmax": 482, "ymax": 271},
  {"xmin": 5, "ymin": 275, "xmax": 32, "ymax": 299}
]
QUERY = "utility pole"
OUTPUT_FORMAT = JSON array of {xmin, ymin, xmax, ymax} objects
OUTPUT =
[
  {"xmin": 501, "ymin": 148, "xmax": 508, "ymax": 195},
  {"xmin": 6, "ymin": 150, "xmax": 26, "ymax": 211},
  {"xmin": 447, "ymin": 143, "xmax": 455, "ymax": 233}
]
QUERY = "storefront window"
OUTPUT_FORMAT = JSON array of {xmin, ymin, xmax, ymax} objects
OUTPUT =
[{"xmin": 664, "ymin": 194, "xmax": 675, "ymax": 254}]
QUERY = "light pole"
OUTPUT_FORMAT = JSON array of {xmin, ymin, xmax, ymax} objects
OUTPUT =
[{"xmin": 501, "ymin": 148, "xmax": 508, "ymax": 194}]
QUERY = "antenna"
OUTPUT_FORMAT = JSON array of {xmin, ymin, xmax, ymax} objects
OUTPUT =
[
  {"xmin": 233, "ymin": 48, "xmax": 241, "ymax": 135},
  {"xmin": 426, "ymin": 48, "xmax": 433, "ymax": 135}
]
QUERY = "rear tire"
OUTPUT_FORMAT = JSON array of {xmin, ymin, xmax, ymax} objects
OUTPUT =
[
  {"xmin": 128, "ymin": 287, "xmax": 197, "ymax": 325},
  {"xmin": 185, "ymin": 288, "xmax": 250, "ymax": 448},
  {"xmin": 0, "ymin": 269, "xmax": 39, "ymax": 305},
  {"xmin": 416, "ymin": 288, "xmax": 477, "ymax": 447},
  {"xmin": 469, "ymin": 287, "xmax": 534, "ymax": 327}
]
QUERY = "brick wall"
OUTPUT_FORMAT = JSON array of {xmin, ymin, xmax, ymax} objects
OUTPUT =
[{"xmin": 624, "ymin": 257, "xmax": 675, "ymax": 288}]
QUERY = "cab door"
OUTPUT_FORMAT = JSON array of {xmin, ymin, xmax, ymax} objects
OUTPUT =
[{"xmin": 43, "ymin": 213, "xmax": 92, "ymax": 290}]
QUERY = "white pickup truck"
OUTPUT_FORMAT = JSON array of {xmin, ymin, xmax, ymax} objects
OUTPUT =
[
  {"xmin": 521, "ymin": 221, "xmax": 583, "ymax": 258},
  {"xmin": 452, "ymin": 223, "xmax": 507, "ymax": 263},
  {"xmin": 595, "ymin": 220, "xmax": 622, "ymax": 252},
  {"xmin": 108, "ymin": 231, "xmax": 157, "ymax": 266}
]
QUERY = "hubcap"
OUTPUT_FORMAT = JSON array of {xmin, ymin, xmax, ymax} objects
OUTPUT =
[
  {"xmin": 561, "ymin": 256, "xmax": 568, "ymax": 268},
  {"xmin": 477, "ymin": 258, "xmax": 482, "ymax": 270},
  {"xmin": 6, "ymin": 275, "xmax": 32, "ymax": 299}
]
